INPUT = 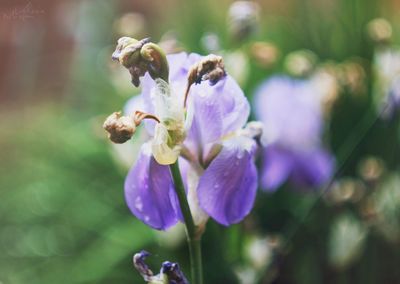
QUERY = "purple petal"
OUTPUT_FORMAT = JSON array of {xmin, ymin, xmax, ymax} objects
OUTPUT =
[
  {"xmin": 124, "ymin": 143, "xmax": 181, "ymax": 230},
  {"xmin": 253, "ymin": 76, "xmax": 323, "ymax": 149},
  {"xmin": 260, "ymin": 145, "xmax": 293, "ymax": 191},
  {"xmin": 124, "ymin": 95, "xmax": 145, "ymax": 116},
  {"xmin": 184, "ymin": 92, "xmax": 223, "ymax": 162},
  {"xmin": 291, "ymin": 148, "xmax": 335, "ymax": 187},
  {"xmin": 134, "ymin": 52, "xmax": 249, "ymax": 146},
  {"xmin": 184, "ymin": 76, "xmax": 249, "ymax": 162},
  {"xmin": 190, "ymin": 75, "xmax": 249, "ymax": 134},
  {"xmin": 197, "ymin": 137, "xmax": 258, "ymax": 226}
]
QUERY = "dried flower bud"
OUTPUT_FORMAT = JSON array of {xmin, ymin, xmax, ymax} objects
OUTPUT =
[
  {"xmin": 184, "ymin": 55, "xmax": 226, "ymax": 107},
  {"xmin": 188, "ymin": 54, "xmax": 226, "ymax": 86},
  {"xmin": 103, "ymin": 111, "xmax": 136, "ymax": 143},
  {"xmin": 112, "ymin": 37, "xmax": 169, "ymax": 87}
]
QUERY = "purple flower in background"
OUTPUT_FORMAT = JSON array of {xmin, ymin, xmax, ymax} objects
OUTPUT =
[
  {"xmin": 124, "ymin": 53, "xmax": 260, "ymax": 230},
  {"xmin": 254, "ymin": 76, "xmax": 334, "ymax": 191}
]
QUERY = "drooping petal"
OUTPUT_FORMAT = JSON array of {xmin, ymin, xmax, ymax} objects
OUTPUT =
[
  {"xmin": 260, "ymin": 145, "xmax": 293, "ymax": 191},
  {"xmin": 213, "ymin": 76, "xmax": 250, "ymax": 134},
  {"xmin": 124, "ymin": 143, "xmax": 180, "ymax": 230},
  {"xmin": 184, "ymin": 76, "xmax": 250, "ymax": 163},
  {"xmin": 291, "ymin": 148, "xmax": 335, "ymax": 188},
  {"xmin": 189, "ymin": 75, "xmax": 250, "ymax": 135},
  {"xmin": 197, "ymin": 136, "xmax": 258, "ymax": 226}
]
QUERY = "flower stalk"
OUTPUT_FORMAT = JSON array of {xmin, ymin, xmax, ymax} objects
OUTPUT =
[{"xmin": 169, "ymin": 161, "xmax": 203, "ymax": 284}]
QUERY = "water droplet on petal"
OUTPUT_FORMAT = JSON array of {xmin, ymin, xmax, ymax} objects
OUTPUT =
[
  {"xmin": 236, "ymin": 151, "xmax": 245, "ymax": 159},
  {"xmin": 214, "ymin": 184, "xmax": 220, "ymax": 189},
  {"xmin": 135, "ymin": 196, "xmax": 143, "ymax": 212}
]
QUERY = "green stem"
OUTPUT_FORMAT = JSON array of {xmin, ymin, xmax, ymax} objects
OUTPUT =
[{"xmin": 169, "ymin": 161, "xmax": 203, "ymax": 284}]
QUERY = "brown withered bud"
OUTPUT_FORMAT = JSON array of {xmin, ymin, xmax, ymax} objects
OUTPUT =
[
  {"xmin": 184, "ymin": 55, "xmax": 226, "ymax": 107},
  {"xmin": 188, "ymin": 54, "xmax": 226, "ymax": 86},
  {"xmin": 103, "ymin": 112, "xmax": 136, "ymax": 144},
  {"xmin": 112, "ymin": 37, "xmax": 169, "ymax": 87}
]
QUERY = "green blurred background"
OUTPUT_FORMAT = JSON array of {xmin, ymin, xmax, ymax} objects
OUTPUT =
[{"xmin": 1, "ymin": 0, "xmax": 400, "ymax": 283}]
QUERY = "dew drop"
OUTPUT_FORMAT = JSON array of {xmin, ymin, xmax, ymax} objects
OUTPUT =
[
  {"xmin": 236, "ymin": 151, "xmax": 244, "ymax": 159},
  {"xmin": 135, "ymin": 196, "xmax": 143, "ymax": 212},
  {"xmin": 214, "ymin": 184, "xmax": 220, "ymax": 189}
]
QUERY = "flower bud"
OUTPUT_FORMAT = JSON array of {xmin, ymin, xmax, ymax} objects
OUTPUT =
[
  {"xmin": 103, "ymin": 112, "xmax": 136, "ymax": 144},
  {"xmin": 188, "ymin": 54, "xmax": 226, "ymax": 86},
  {"xmin": 184, "ymin": 54, "xmax": 226, "ymax": 106},
  {"xmin": 133, "ymin": 250, "xmax": 153, "ymax": 281},
  {"xmin": 161, "ymin": 262, "xmax": 189, "ymax": 284},
  {"xmin": 132, "ymin": 251, "xmax": 188, "ymax": 284},
  {"xmin": 112, "ymin": 37, "xmax": 169, "ymax": 87}
]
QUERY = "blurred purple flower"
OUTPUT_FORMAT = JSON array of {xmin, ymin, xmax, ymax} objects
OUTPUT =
[
  {"xmin": 124, "ymin": 53, "xmax": 259, "ymax": 229},
  {"xmin": 254, "ymin": 76, "xmax": 334, "ymax": 191}
]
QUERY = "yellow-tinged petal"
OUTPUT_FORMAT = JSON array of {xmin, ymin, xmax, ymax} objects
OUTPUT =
[{"xmin": 152, "ymin": 124, "xmax": 180, "ymax": 165}]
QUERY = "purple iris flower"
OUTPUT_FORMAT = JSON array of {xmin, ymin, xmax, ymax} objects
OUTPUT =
[
  {"xmin": 124, "ymin": 52, "xmax": 259, "ymax": 230},
  {"xmin": 253, "ymin": 76, "xmax": 334, "ymax": 191}
]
